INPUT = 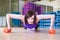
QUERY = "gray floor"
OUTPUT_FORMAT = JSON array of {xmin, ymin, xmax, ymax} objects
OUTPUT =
[{"xmin": 0, "ymin": 27, "xmax": 60, "ymax": 40}]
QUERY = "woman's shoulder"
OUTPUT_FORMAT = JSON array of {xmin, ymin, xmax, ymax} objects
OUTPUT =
[{"xmin": 36, "ymin": 15, "xmax": 39, "ymax": 18}]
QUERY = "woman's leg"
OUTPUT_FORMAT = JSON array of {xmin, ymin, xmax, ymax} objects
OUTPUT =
[
  {"xmin": 6, "ymin": 14, "xmax": 21, "ymax": 29},
  {"xmin": 35, "ymin": 27, "xmax": 38, "ymax": 30},
  {"xmin": 35, "ymin": 26, "xmax": 38, "ymax": 31}
]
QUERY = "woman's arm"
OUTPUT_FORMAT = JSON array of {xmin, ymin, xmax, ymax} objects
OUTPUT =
[
  {"xmin": 37, "ymin": 14, "xmax": 55, "ymax": 29},
  {"xmin": 6, "ymin": 13, "xmax": 25, "ymax": 29}
]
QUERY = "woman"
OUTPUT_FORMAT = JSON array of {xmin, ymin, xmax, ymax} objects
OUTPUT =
[{"xmin": 6, "ymin": 10, "xmax": 55, "ymax": 31}]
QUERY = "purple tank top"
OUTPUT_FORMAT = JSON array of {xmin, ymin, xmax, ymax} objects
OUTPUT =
[{"xmin": 23, "ymin": 23, "xmax": 37, "ymax": 29}]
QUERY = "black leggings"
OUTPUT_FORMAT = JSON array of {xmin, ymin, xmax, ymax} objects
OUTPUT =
[{"xmin": 35, "ymin": 26, "xmax": 38, "ymax": 30}]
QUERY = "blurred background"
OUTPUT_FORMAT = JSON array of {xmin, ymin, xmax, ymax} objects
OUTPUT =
[{"xmin": 0, "ymin": 0, "xmax": 60, "ymax": 29}]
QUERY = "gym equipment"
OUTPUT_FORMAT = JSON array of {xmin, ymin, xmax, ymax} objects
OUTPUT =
[
  {"xmin": 48, "ymin": 29, "xmax": 56, "ymax": 34},
  {"xmin": 4, "ymin": 27, "xmax": 12, "ymax": 33}
]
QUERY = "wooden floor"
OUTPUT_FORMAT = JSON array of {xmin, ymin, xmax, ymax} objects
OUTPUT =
[{"xmin": 0, "ymin": 27, "xmax": 60, "ymax": 40}]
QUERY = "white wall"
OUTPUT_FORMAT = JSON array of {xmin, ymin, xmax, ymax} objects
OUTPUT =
[
  {"xmin": 34, "ymin": 1, "xmax": 52, "ymax": 6},
  {"xmin": 51, "ymin": 0, "xmax": 60, "ymax": 11}
]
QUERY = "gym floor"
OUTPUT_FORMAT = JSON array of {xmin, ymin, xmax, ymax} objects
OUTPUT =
[{"xmin": 0, "ymin": 27, "xmax": 60, "ymax": 40}]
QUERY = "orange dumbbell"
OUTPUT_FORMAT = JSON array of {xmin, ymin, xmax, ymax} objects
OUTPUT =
[
  {"xmin": 4, "ymin": 27, "xmax": 12, "ymax": 33},
  {"xmin": 48, "ymin": 29, "xmax": 56, "ymax": 34}
]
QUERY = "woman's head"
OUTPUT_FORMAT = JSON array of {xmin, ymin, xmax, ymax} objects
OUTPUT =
[{"xmin": 25, "ymin": 10, "xmax": 36, "ymax": 24}]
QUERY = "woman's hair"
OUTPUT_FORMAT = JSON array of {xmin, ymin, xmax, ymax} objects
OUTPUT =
[{"xmin": 25, "ymin": 10, "xmax": 36, "ymax": 24}]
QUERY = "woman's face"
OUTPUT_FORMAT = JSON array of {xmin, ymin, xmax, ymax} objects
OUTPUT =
[{"xmin": 27, "ymin": 15, "xmax": 34, "ymax": 24}]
